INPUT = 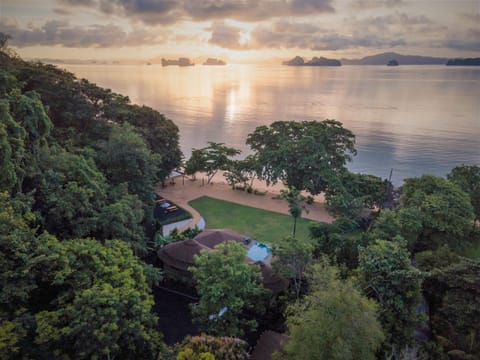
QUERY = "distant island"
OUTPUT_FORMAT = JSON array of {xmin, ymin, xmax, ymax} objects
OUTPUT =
[
  {"xmin": 446, "ymin": 58, "xmax": 480, "ymax": 66},
  {"xmin": 342, "ymin": 52, "xmax": 447, "ymax": 65},
  {"xmin": 282, "ymin": 56, "xmax": 341, "ymax": 66},
  {"xmin": 387, "ymin": 59, "xmax": 399, "ymax": 66},
  {"xmin": 161, "ymin": 58, "xmax": 194, "ymax": 67},
  {"xmin": 203, "ymin": 58, "xmax": 226, "ymax": 66}
]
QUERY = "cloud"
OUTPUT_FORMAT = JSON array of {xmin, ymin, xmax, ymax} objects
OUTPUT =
[
  {"xmin": 248, "ymin": 19, "xmax": 407, "ymax": 51},
  {"xmin": 351, "ymin": 0, "xmax": 404, "ymax": 10},
  {"xmin": 0, "ymin": 18, "xmax": 169, "ymax": 47},
  {"xmin": 207, "ymin": 21, "xmax": 246, "ymax": 49},
  {"xmin": 54, "ymin": 0, "xmax": 335, "ymax": 24},
  {"xmin": 457, "ymin": 12, "xmax": 480, "ymax": 24},
  {"xmin": 53, "ymin": 8, "xmax": 72, "ymax": 15}
]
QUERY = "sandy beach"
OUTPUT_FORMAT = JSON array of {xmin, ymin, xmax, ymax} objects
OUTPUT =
[{"xmin": 157, "ymin": 172, "xmax": 334, "ymax": 232}]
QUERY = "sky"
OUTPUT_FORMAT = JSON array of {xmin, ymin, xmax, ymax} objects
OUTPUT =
[{"xmin": 1, "ymin": 0, "xmax": 479, "ymax": 63}]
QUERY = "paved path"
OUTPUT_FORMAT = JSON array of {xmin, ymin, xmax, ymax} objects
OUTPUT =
[{"xmin": 156, "ymin": 172, "xmax": 334, "ymax": 232}]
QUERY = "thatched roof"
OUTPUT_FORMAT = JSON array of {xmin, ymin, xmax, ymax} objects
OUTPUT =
[
  {"xmin": 158, "ymin": 229, "xmax": 288, "ymax": 293},
  {"xmin": 250, "ymin": 331, "xmax": 288, "ymax": 360},
  {"xmin": 158, "ymin": 238, "xmax": 210, "ymax": 271},
  {"xmin": 195, "ymin": 229, "xmax": 245, "ymax": 248}
]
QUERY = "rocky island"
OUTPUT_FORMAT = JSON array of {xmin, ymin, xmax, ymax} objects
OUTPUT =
[
  {"xmin": 161, "ymin": 57, "xmax": 194, "ymax": 66},
  {"xmin": 446, "ymin": 58, "xmax": 480, "ymax": 66},
  {"xmin": 203, "ymin": 58, "xmax": 226, "ymax": 65},
  {"xmin": 282, "ymin": 56, "xmax": 341, "ymax": 66}
]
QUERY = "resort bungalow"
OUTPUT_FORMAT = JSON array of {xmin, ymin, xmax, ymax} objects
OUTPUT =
[{"xmin": 158, "ymin": 229, "xmax": 288, "ymax": 293}]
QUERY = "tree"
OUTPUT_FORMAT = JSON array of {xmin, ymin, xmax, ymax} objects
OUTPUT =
[
  {"xmin": 33, "ymin": 238, "xmax": 164, "ymax": 359},
  {"xmin": 190, "ymin": 241, "xmax": 268, "ymax": 337},
  {"xmin": 185, "ymin": 142, "xmax": 241, "ymax": 184},
  {"xmin": 448, "ymin": 165, "xmax": 480, "ymax": 227},
  {"xmin": 184, "ymin": 148, "xmax": 207, "ymax": 181},
  {"xmin": 275, "ymin": 260, "xmax": 384, "ymax": 360},
  {"xmin": 96, "ymin": 186, "xmax": 146, "ymax": 255},
  {"xmin": 223, "ymin": 154, "xmax": 261, "ymax": 190},
  {"xmin": 176, "ymin": 335, "xmax": 248, "ymax": 360},
  {"xmin": 369, "ymin": 208, "xmax": 423, "ymax": 252},
  {"xmin": 359, "ymin": 239, "xmax": 423, "ymax": 350},
  {"xmin": 423, "ymin": 257, "xmax": 480, "ymax": 357},
  {"xmin": 115, "ymin": 105, "xmax": 182, "ymax": 180},
  {"xmin": 400, "ymin": 175, "xmax": 474, "ymax": 251},
  {"xmin": 272, "ymin": 235, "xmax": 314, "ymax": 299},
  {"xmin": 325, "ymin": 172, "xmax": 388, "ymax": 226},
  {"xmin": 279, "ymin": 187, "xmax": 308, "ymax": 237},
  {"xmin": 0, "ymin": 100, "xmax": 25, "ymax": 192},
  {"xmin": 310, "ymin": 222, "xmax": 368, "ymax": 270},
  {"xmin": 97, "ymin": 123, "xmax": 160, "ymax": 203},
  {"xmin": 28, "ymin": 147, "xmax": 108, "ymax": 239},
  {"xmin": 246, "ymin": 120, "xmax": 356, "ymax": 195}
]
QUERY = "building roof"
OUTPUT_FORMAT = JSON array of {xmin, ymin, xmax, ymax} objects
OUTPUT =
[
  {"xmin": 158, "ymin": 229, "xmax": 288, "ymax": 293},
  {"xmin": 158, "ymin": 238, "xmax": 210, "ymax": 271},
  {"xmin": 195, "ymin": 229, "xmax": 245, "ymax": 248}
]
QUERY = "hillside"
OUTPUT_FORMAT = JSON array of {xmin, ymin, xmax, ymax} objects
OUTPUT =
[{"xmin": 342, "ymin": 52, "xmax": 447, "ymax": 65}]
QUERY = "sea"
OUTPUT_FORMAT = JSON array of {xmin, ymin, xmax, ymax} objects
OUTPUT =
[{"xmin": 61, "ymin": 64, "xmax": 479, "ymax": 185}]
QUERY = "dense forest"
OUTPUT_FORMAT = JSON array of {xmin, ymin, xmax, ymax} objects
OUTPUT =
[{"xmin": 1, "ymin": 33, "xmax": 479, "ymax": 359}]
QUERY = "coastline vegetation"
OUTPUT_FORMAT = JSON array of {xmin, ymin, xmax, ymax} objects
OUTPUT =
[{"xmin": 1, "ymin": 33, "xmax": 479, "ymax": 359}]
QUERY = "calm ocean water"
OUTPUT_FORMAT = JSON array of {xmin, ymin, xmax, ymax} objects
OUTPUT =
[{"xmin": 63, "ymin": 64, "xmax": 479, "ymax": 185}]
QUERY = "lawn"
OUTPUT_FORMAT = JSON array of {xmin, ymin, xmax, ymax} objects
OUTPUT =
[{"xmin": 188, "ymin": 196, "xmax": 315, "ymax": 245}]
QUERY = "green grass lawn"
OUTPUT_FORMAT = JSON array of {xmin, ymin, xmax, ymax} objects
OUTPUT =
[{"xmin": 189, "ymin": 196, "xmax": 315, "ymax": 245}]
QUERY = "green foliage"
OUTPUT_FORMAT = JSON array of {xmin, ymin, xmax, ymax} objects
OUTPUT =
[
  {"xmin": 448, "ymin": 165, "xmax": 480, "ymax": 225},
  {"xmin": 369, "ymin": 208, "xmax": 423, "ymax": 251},
  {"xmin": 359, "ymin": 239, "xmax": 423, "ymax": 350},
  {"xmin": 0, "ymin": 100, "xmax": 25, "ymax": 192},
  {"xmin": 325, "ymin": 171, "xmax": 388, "ymax": 225},
  {"xmin": 190, "ymin": 241, "xmax": 268, "ymax": 337},
  {"xmin": 0, "ymin": 193, "xmax": 39, "ymax": 312},
  {"xmin": 176, "ymin": 334, "xmax": 248, "ymax": 360},
  {"xmin": 246, "ymin": 120, "xmax": 356, "ymax": 195},
  {"xmin": 276, "ymin": 260, "xmax": 384, "ymax": 360},
  {"xmin": 33, "ymin": 238, "xmax": 164, "ymax": 359},
  {"xmin": 272, "ymin": 235, "xmax": 315, "ymax": 299},
  {"xmin": 8, "ymin": 90, "xmax": 52, "ymax": 153},
  {"xmin": 97, "ymin": 122, "xmax": 160, "ymax": 203},
  {"xmin": 29, "ymin": 147, "xmax": 108, "ymax": 239},
  {"xmin": 224, "ymin": 154, "xmax": 260, "ymax": 190},
  {"xmin": 415, "ymin": 245, "xmax": 460, "ymax": 272},
  {"xmin": 185, "ymin": 142, "xmax": 241, "ymax": 184},
  {"xmin": 96, "ymin": 188, "xmax": 146, "ymax": 255},
  {"xmin": 309, "ymin": 222, "xmax": 365, "ymax": 270},
  {"xmin": 280, "ymin": 186, "xmax": 308, "ymax": 237},
  {"xmin": 423, "ymin": 258, "xmax": 480, "ymax": 357},
  {"xmin": 400, "ymin": 175, "xmax": 474, "ymax": 250}
]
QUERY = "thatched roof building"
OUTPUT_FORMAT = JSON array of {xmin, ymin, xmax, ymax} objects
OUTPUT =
[{"xmin": 158, "ymin": 229, "xmax": 288, "ymax": 293}]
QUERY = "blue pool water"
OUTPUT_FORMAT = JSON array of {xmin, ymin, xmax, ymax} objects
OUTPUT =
[{"xmin": 247, "ymin": 242, "xmax": 272, "ymax": 262}]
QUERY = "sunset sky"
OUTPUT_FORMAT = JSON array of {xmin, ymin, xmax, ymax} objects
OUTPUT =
[{"xmin": 1, "ymin": 0, "xmax": 479, "ymax": 63}]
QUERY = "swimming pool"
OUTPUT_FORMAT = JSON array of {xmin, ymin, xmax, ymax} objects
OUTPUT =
[{"xmin": 247, "ymin": 242, "xmax": 272, "ymax": 262}]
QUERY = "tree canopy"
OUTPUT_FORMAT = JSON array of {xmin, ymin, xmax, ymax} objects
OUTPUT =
[
  {"xmin": 246, "ymin": 120, "xmax": 356, "ymax": 195},
  {"xmin": 184, "ymin": 142, "xmax": 241, "ymax": 184},
  {"xmin": 190, "ymin": 241, "xmax": 268, "ymax": 337},
  {"xmin": 275, "ymin": 260, "xmax": 384, "ymax": 360},
  {"xmin": 359, "ymin": 239, "xmax": 423, "ymax": 350},
  {"xmin": 448, "ymin": 165, "xmax": 480, "ymax": 226}
]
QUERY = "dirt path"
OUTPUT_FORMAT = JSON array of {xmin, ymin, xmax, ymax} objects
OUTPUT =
[{"xmin": 157, "ymin": 172, "xmax": 334, "ymax": 232}]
